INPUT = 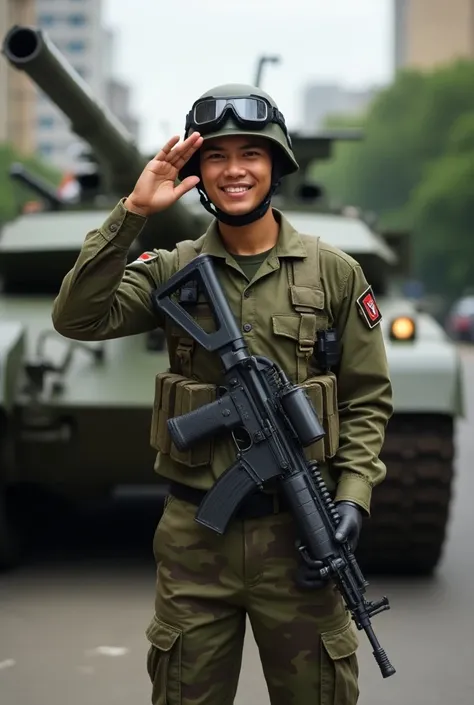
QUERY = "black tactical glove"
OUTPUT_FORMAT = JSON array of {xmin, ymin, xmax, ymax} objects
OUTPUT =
[
  {"xmin": 294, "ymin": 501, "xmax": 364, "ymax": 590},
  {"xmin": 334, "ymin": 501, "xmax": 364, "ymax": 552},
  {"xmin": 295, "ymin": 561, "xmax": 327, "ymax": 590},
  {"xmin": 294, "ymin": 552, "xmax": 326, "ymax": 590}
]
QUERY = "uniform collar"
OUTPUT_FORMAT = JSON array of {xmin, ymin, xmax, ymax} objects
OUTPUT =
[{"xmin": 199, "ymin": 208, "xmax": 308, "ymax": 261}]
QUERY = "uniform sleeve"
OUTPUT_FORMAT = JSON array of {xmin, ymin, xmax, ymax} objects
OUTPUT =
[
  {"xmin": 332, "ymin": 264, "xmax": 393, "ymax": 515},
  {"xmin": 51, "ymin": 199, "xmax": 175, "ymax": 340}
]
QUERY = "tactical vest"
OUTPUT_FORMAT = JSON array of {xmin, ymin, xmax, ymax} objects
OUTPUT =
[
  {"xmin": 149, "ymin": 235, "xmax": 340, "ymax": 469},
  {"xmin": 171, "ymin": 234, "xmax": 327, "ymax": 383}
]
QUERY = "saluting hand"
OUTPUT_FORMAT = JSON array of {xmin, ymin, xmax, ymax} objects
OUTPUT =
[{"xmin": 124, "ymin": 132, "xmax": 203, "ymax": 217}]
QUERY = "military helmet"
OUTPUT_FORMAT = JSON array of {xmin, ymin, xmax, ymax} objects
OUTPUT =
[{"xmin": 178, "ymin": 83, "xmax": 299, "ymax": 182}]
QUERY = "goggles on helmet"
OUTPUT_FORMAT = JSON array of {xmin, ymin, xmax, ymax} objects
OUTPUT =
[{"xmin": 185, "ymin": 95, "xmax": 291, "ymax": 143}]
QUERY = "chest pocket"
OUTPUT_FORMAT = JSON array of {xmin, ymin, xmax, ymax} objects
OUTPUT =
[{"xmin": 272, "ymin": 236, "xmax": 328, "ymax": 384}]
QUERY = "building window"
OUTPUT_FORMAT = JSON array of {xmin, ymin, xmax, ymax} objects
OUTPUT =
[
  {"xmin": 38, "ymin": 14, "xmax": 56, "ymax": 27},
  {"xmin": 38, "ymin": 116, "xmax": 55, "ymax": 129},
  {"xmin": 67, "ymin": 40, "xmax": 86, "ymax": 52},
  {"xmin": 68, "ymin": 14, "xmax": 87, "ymax": 26}
]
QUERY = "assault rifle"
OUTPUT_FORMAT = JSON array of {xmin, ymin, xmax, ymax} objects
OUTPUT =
[{"xmin": 152, "ymin": 253, "xmax": 395, "ymax": 679}]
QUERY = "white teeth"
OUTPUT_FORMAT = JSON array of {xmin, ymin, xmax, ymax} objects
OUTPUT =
[{"xmin": 224, "ymin": 186, "xmax": 249, "ymax": 193}]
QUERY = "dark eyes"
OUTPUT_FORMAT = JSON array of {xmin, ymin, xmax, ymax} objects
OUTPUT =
[{"xmin": 206, "ymin": 150, "xmax": 261, "ymax": 160}]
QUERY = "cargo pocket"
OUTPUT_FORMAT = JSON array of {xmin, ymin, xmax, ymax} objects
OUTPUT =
[
  {"xmin": 301, "ymin": 373, "xmax": 339, "ymax": 462},
  {"xmin": 169, "ymin": 380, "xmax": 217, "ymax": 467},
  {"xmin": 150, "ymin": 372, "xmax": 189, "ymax": 453},
  {"xmin": 320, "ymin": 617, "xmax": 359, "ymax": 705},
  {"xmin": 146, "ymin": 616, "xmax": 182, "ymax": 705}
]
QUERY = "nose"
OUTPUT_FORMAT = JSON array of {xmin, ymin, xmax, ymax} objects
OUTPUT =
[{"xmin": 223, "ymin": 156, "xmax": 246, "ymax": 178}]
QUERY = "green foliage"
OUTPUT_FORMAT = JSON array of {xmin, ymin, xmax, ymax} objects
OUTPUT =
[
  {"xmin": 309, "ymin": 60, "xmax": 474, "ymax": 300},
  {"xmin": 412, "ymin": 147, "xmax": 474, "ymax": 298},
  {"xmin": 0, "ymin": 143, "xmax": 62, "ymax": 223}
]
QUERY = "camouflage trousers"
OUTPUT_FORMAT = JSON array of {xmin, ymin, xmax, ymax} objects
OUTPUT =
[{"xmin": 145, "ymin": 495, "xmax": 359, "ymax": 705}]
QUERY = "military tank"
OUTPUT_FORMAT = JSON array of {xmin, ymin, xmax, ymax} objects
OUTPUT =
[
  {"xmin": 1, "ymin": 25, "xmax": 463, "ymax": 576},
  {"xmin": 0, "ymin": 24, "xmax": 208, "ymax": 569}
]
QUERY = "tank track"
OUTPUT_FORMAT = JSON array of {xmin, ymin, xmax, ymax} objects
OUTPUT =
[{"xmin": 355, "ymin": 414, "xmax": 456, "ymax": 576}]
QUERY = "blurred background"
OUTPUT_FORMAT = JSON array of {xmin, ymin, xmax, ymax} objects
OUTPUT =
[
  {"xmin": 2, "ymin": 0, "xmax": 474, "ymax": 321},
  {"xmin": 0, "ymin": 1, "xmax": 474, "ymax": 704}
]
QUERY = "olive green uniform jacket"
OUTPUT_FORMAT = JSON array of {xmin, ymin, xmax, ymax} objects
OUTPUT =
[{"xmin": 52, "ymin": 199, "xmax": 393, "ymax": 516}]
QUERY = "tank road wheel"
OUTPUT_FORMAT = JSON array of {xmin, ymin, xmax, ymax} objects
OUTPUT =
[{"xmin": 356, "ymin": 414, "xmax": 455, "ymax": 576}]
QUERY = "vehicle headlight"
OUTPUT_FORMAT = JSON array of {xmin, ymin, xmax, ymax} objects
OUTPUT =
[{"xmin": 389, "ymin": 316, "xmax": 416, "ymax": 341}]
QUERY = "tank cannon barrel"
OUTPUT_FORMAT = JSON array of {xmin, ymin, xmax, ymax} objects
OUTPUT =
[
  {"xmin": 2, "ymin": 25, "xmax": 144, "ymax": 196},
  {"xmin": 2, "ymin": 25, "xmax": 202, "ymax": 250}
]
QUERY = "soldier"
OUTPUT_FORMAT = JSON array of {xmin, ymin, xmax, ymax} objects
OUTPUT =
[{"xmin": 52, "ymin": 84, "xmax": 393, "ymax": 705}]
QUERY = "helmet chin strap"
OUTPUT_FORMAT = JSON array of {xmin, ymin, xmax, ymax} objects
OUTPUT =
[{"xmin": 196, "ymin": 179, "xmax": 281, "ymax": 227}]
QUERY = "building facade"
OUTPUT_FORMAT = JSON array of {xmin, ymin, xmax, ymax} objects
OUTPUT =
[
  {"xmin": 0, "ymin": 0, "xmax": 37, "ymax": 154},
  {"xmin": 302, "ymin": 83, "xmax": 377, "ymax": 132},
  {"xmin": 394, "ymin": 0, "xmax": 474, "ymax": 70},
  {"xmin": 36, "ymin": 0, "xmax": 139, "ymax": 171}
]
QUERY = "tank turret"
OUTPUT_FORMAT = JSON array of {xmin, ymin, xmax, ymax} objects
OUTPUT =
[{"xmin": 274, "ymin": 130, "xmax": 363, "ymax": 206}]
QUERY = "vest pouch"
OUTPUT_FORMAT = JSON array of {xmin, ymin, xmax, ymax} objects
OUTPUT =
[
  {"xmin": 300, "ymin": 373, "xmax": 339, "ymax": 462},
  {"xmin": 150, "ymin": 372, "xmax": 190, "ymax": 454},
  {"xmin": 169, "ymin": 380, "xmax": 218, "ymax": 468}
]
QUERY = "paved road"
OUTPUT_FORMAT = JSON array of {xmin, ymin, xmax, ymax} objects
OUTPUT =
[{"xmin": 1, "ymin": 347, "xmax": 474, "ymax": 704}]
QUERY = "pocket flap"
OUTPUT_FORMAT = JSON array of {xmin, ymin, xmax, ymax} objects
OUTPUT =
[
  {"xmin": 321, "ymin": 617, "xmax": 359, "ymax": 660},
  {"xmin": 272, "ymin": 314, "xmax": 300, "ymax": 340},
  {"xmin": 303, "ymin": 373, "xmax": 337, "ymax": 417},
  {"xmin": 162, "ymin": 373, "xmax": 189, "ymax": 411},
  {"xmin": 175, "ymin": 380, "xmax": 217, "ymax": 415},
  {"xmin": 290, "ymin": 285, "xmax": 324, "ymax": 310},
  {"xmin": 146, "ymin": 616, "xmax": 181, "ymax": 652}
]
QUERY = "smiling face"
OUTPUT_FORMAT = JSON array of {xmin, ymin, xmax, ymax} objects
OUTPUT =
[{"xmin": 198, "ymin": 134, "xmax": 273, "ymax": 216}]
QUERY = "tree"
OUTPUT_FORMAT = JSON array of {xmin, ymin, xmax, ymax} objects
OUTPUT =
[
  {"xmin": 411, "ymin": 113, "xmax": 474, "ymax": 298},
  {"xmin": 308, "ymin": 59, "xmax": 474, "ymax": 298},
  {"xmin": 311, "ymin": 60, "xmax": 474, "ymax": 222}
]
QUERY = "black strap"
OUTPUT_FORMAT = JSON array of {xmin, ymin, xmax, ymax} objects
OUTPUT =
[{"xmin": 168, "ymin": 480, "xmax": 289, "ymax": 520}]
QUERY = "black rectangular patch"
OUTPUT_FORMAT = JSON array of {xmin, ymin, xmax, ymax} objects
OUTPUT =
[{"xmin": 356, "ymin": 286, "xmax": 382, "ymax": 329}]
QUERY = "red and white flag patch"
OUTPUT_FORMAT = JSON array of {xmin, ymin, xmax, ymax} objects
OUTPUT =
[
  {"xmin": 127, "ymin": 251, "xmax": 158, "ymax": 266},
  {"xmin": 357, "ymin": 286, "xmax": 382, "ymax": 329}
]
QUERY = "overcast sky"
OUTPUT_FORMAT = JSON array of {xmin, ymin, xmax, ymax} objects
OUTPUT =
[{"xmin": 102, "ymin": 0, "xmax": 394, "ymax": 153}]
